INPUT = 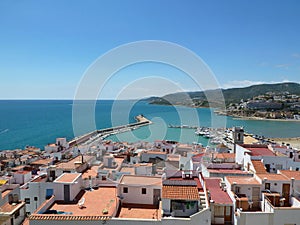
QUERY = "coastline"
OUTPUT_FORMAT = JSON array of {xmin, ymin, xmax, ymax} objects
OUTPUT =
[
  {"xmin": 231, "ymin": 115, "xmax": 300, "ymax": 122},
  {"xmin": 151, "ymin": 103, "xmax": 300, "ymax": 123},
  {"xmin": 270, "ymin": 137, "xmax": 300, "ymax": 149}
]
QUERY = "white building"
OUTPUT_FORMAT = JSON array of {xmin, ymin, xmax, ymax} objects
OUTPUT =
[
  {"xmin": 0, "ymin": 184, "xmax": 26, "ymax": 225},
  {"xmin": 13, "ymin": 171, "xmax": 31, "ymax": 185},
  {"xmin": 53, "ymin": 173, "xmax": 82, "ymax": 202},
  {"xmin": 118, "ymin": 175, "xmax": 162, "ymax": 206},
  {"xmin": 20, "ymin": 174, "xmax": 55, "ymax": 214}
]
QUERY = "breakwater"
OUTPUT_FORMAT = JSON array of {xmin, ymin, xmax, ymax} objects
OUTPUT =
[{"xmin": 68, "ymin": 115, "xmax": 151, "ymax": 147}]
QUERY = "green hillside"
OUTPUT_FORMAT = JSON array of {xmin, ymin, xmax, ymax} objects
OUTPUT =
[{"xmin": 147, "ymin": 82, "xmax": 300, "ymax": 107}]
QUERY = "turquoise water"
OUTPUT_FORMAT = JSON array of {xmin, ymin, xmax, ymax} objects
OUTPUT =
[{"xmin": 0, "ymin": 100, "xmax": 299, "ymax": 150}]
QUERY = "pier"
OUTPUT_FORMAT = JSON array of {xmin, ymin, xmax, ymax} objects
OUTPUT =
[
  {"xmin": 168, "ymin": 124, "xmax": 199, "ymax": 129},
  {"xmin": 69, "ymin": 115, "xmax": 152, "ymax": 147}
]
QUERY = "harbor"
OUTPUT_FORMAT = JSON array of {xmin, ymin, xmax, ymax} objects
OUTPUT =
[{"xmin": 68, "ymin": 115, "xmax": 152, "ymax": 147}]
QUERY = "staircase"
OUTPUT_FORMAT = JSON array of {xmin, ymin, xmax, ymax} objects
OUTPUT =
[{"xmin": 199, "ymin": 192, "xmax": 207, "ymax": 210}]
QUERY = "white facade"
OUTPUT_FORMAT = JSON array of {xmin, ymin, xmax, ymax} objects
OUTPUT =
[
  {"xmin": 29, "ymin": 208, "xmax": 211, "ymax": 225},
  {"xmin": 236, "ymin": 196, "xmax": 300, "ymax": 225},
  {"xmin": 118, "ymin": 175, "xmax": 162, "ymax": 205},
  {"xmin": 134, "ymin": 163, "xmax": 153, "ymax": 176},
  {"xmin": 44, "ymin": 144, "xmax": 59, "ymax": 153},
  {"xmin": 53, "ymin": 173, "xmax": 82, "ymax": 202},
  {"xmin": 13, "ymin": 171, "xmax": 32, "ymax": 185},
  {"xmin": 255, "ymin": 175, "xmax": 292, "ymax": 195},
  {"xmin": 20, "ymin": 178, "xmax": 55, "ymax": 214},
  {"xmin": 0, "ymin": 202, "xmax": 26, "ymax": 225},
  {"xmin": 141, "ymin": 152, "xmax": 167, "ymax": 162},
  {"xmin": 235, "ymin": 145, "xmax": 250, "ymax": 165},
  {"xmin": 56, "ymin": 138, "xmax": 69, "ymax": 148}
]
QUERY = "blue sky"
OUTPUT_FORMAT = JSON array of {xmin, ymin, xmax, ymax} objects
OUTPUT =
[{"xmin": 0, "ymin": 0, "xmax": 300, "ymax": 99}]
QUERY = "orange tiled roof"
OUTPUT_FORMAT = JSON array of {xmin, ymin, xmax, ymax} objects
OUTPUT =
[
  {"xmin": 279, "ymin": 170, "xmax": 300, "ymax": 180},
  {"xmin": 162, "ymin": 186, "xmax": 199, "ymax": 200},
  {"xmin": 257, "ymin": 173, "xmax": 290, "ymax": 181},
  {"xmin": 29, "ymin": 215, "xmax": 110, "ymax": 221},
  {"xmin": 252, "ymin": 160, "xmax": 267, "ymax": 174}
]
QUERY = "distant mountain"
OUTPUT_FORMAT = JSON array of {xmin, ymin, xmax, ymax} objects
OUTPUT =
[{"xmin": 147, "ymin": 82, "xmax": 300, "ymax": 107}]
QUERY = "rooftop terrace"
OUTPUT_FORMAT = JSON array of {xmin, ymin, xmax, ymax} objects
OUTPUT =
[
  {"xmin": 48, "ymin": 187, "xmax": 118, "ymax": 217},
  {"xmin": 117, "ymin": 204, "xmax": 161, "ymax": 220}
]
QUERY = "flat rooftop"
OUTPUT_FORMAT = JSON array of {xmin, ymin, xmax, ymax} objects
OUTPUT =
[
  {"xmin": 49, "ymin": 187, "xmax": 118, "ymax": 216},
  {"xmin": 54, "ymin": 173, "xmax": 81, "ymax": 183},
  {"xmin": 120, "ymin": 167, "xmax": 135, "ymax": 174},
  {"xmin": 0, "ymin": 201, "xmax": 25, "ymax": 213},
  {"xmin": 117, "ymin": 204, "xmax": 161, "ymax": 220},
  {"xmin": 215, "ymin": 153, "xmax": 235, "ymax": 159},
  {"xmin": 56, "ymin": 155, "xmax": 93, "ymax": 170},
  {"xmin": 30, "ymin": 158, "xmax": 53, "ymax": 165},
  {"xmin": 1, "ymin": 189, "xmax": 13, "ymax": 199},
  {"xmin": 120, "ymin": 175, "xmax": 162, "ymax": 186},
  {"xmin": 208, "ymin": 169, "xmax": 250, "ymax": 175},
  {"xmin": 144, "ymin": 151, "xmax": 167, "ymax": 155},
  {"xmin": 82, "ymin": 166, "xmax": 98, "ymax": 179},
  {"xmin": 226, "ymin": 176, "xmax": 260, "ymax": 185}
]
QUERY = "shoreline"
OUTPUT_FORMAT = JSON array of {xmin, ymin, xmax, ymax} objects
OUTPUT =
[
  {"xmin": 270, "ymin": 137, "xmax": 300, "ymax": 149},
  {"xmin": 231, "ymin": 115, "xmax": 300, "ymax": 122},
  {"xmin": 150, "ymin": 103, "xmax": 300, "ymax": 123}
]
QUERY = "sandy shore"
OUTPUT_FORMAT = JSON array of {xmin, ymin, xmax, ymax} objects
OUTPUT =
[
  {"xmin": 232, "ymin": 115, "xmax": 300, "ymax": 122},
  {"xmin": 271, "ymin": 137, "xmax": 300, "ymax": 149}
]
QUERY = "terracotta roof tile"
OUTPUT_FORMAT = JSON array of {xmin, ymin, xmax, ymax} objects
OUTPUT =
[
  {"xmin": 279, "ymin": 170, "xmax": 300, "ymax": 180},
  {"xmin": 252, "ymin": 160, "xmax": 267, "ymax": 174},
  {"xmin": 29, "ymin": 215, "xmax": 110, "ymax": 221},
  {"xmin": 257, "ymin": 173, "xmax": 290, "ymax": 181},
  {"xmin": 162, "ymin": 186, "xmax": 199, "ymax": 200}
]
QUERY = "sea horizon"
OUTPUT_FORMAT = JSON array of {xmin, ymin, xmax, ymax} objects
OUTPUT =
[{"xmin": 1, "ymin": 99, "xmax": 300, "ymax": 151}]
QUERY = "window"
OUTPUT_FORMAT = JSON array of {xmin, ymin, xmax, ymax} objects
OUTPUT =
[
  {"xmin": 275, "ymin": 164, "xmax": 283, "ymax": 170},
  {"xmin": 298, "ymin": 155, "xmax": 300, "ymax": 159},
  {"xmin": 235, "ymin": 186, "xmax": 240, "ymax": 194},
  {"xmin": 265, "ymin": 183, "xmax": 271, "ymax": 190},
  {"xmin": 25, "ymin": 198, "xmax": 30, "ymax": 204},
  {"xmin": 46, "ymin": 189, "xmax": 53, "ymax": 199},
  {"xmin": 142, "ymin": 188, "xmax": 147, "ymax": 194},
  {"xmin": 123, "ymin": 187, "xmax": 128, "ymax": 193},
  {"xmin": 34, "ymin": 197, "xmax": 38, "ymax": 201}
]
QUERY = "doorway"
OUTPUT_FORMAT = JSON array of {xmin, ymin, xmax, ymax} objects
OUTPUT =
[{"xmin": 64, "ymin": 185, "xmax": 70, "ymax": 202}]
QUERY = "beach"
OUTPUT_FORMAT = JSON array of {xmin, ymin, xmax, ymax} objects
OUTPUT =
[
  {"xmin": 232, "ymin": 115, "xmax": 300, "ymax": 122},
  {"xmin": 271, "ymin": 137, "xmax": 300, "ymax": 149}
]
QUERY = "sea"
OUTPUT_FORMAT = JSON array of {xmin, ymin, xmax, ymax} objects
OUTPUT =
[{"xmin": 0, "ymin": 100, "xmax": 299, "ymax": 151}]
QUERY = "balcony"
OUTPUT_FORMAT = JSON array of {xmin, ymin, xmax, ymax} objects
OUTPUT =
[{"xmin": 234, "ymin": 194, "xmax": 261, "ymax": 211}]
